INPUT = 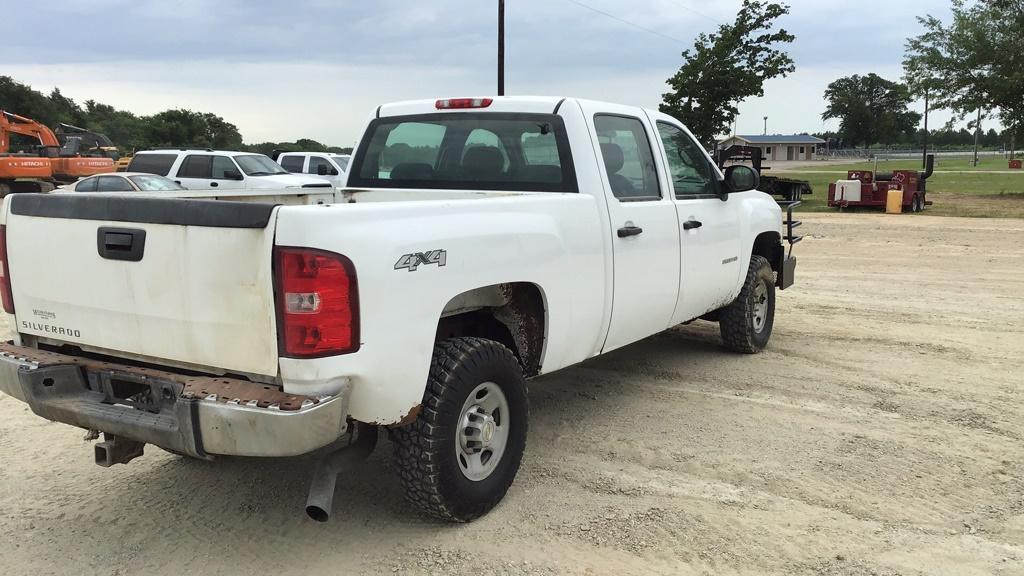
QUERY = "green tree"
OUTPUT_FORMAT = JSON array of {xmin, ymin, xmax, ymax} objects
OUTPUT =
[
  {"xmin": 821, "ymin": 74, "xmax": 922, "ymax": 147},
  {"xmin": 145, "ymin": 109, "xmax": 243, "ymax": 149},
  {"xmin": 0, "ymin": 76, "xmax": 58, "ymax": 125},
  {"xmin": 903, "ymin": 0, "xmax": 1023, "ymax": 132},
  {"xmin": 660, "ymin": 0, "xmax": 795, "ymax": 146}
]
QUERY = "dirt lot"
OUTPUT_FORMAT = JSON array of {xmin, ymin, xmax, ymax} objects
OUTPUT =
[{"xmin": 1, "ymin": 212, "xmax": 1022, "ymax": 575}]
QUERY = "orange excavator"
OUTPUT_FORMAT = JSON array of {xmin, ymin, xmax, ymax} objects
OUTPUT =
[{"xmin": 0, "ymin": 110, "xmax": 115, "ymax": 195}]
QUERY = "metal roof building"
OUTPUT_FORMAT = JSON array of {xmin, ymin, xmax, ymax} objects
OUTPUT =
[{"xmin": 719, "ymin": 134, "xmax": 826, "ymax": 161}]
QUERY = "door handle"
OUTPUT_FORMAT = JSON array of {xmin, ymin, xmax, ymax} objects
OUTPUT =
[
  {"xmin": 617, "ymin": 225, "xmax": 643, "ymax": 238},
  {"xmin": 174, "ymin": 180, "xmax": 181, "ymax": 185},
  {"xmin": 97, "ymin": 227, "xmax": 146, "ymax": 262},
  {"xmin": 683, "ymin": 219, "xmax": 703, "ymax": 230},
  {"xmin": 210, "ymin": 182, "xmax": 219, "ymax": 187}
]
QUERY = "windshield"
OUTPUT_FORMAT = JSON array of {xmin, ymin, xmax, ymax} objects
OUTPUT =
[
  {"xmin": 234, "ymin": 155, "xmax": 288, "ymax": 176},
  {"xmin": 128, "ymin": 175, "xmax": 186, "ymax": 191},
  {"xmin": 347, "ymin": 113, "xmax": 577, "ymax": 193},
  {"xmin": 331, "ymin": 156, "xmax": 350, "ymax": 170}
]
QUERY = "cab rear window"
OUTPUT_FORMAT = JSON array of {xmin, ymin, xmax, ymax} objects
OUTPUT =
[
  {"xmin": 127, "ymin": 154, "xmax": 176, "ymax": 176},
  {"xmin": 347, "ymin": 113, "xmax": 577, "ymax": 193}
]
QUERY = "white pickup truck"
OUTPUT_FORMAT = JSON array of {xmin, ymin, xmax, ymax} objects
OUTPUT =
[{"xmin": 0, "ymin": 96, "xmax": 798, "ymax": 523}]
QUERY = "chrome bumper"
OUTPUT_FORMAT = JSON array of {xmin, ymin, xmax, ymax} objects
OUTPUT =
[{"xmin": 0, "ymin": 343, "xmax": 349, "ymax": 458}]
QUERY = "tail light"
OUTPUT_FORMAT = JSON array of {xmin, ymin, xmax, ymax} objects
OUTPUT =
[
  {"xmin": 435, "ymin": 98, "xmax": 493, "ymax": 109},
  {"xmin": 274, "ymin": 247, "xmax": 358, "ymax": 358},
  {"xmin": 0, "ymin": 226, "xmax": 13, "ymax": 314}
]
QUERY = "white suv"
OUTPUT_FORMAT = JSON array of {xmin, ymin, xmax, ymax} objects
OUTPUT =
[
  {"xmin": 277, "ymin": 152, "xmax": 350, "ymax": 188},
  {"xmin": 127, "ymin": 150, "xmax": 333, "ymax": 191}
]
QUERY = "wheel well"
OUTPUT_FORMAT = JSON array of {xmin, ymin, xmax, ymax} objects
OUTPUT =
[
  {"xmin": 436, "ymin": 283, "xmax": 546, "ymax": 377},
  {"xmin": 752, "ymin": 231, "xmax": 783, "ymax": 273}
]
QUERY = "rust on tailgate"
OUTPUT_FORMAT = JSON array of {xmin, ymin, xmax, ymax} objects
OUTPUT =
[{"xmin": 0, "ymin": 342, "xmax": 317, "ymax": 411}]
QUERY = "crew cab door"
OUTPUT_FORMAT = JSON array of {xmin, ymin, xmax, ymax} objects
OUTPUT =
[
  {"xmin": 650, "ymin": 116, "xmax": 743, "ymax": 324},
  {"xmin": 583, "ymin": 106, "xmax": 680, "ymax": 352}
]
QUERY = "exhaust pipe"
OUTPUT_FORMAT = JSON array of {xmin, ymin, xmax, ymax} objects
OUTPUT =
[
  {"xmin": 920, "ymin": 153, "xmax": 935, "ymax": 181},
  {"xmin": 919, "ymin": 154, "xmax": 935, "ymax": 191},
  {"xmin": 305, "ymin": 424, "xmax": 378, "ymax": 522}
]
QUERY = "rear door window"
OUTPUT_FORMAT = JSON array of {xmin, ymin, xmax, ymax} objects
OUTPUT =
[
  {"xmin": 593, "ymin": 115, "xmax": 661, "ymax": 201},
  {"xmin": 280, "ymin": 155, "xmax": 304, "ymax": 173},
  {"xmin": 176, "ymin": 155, "xmax": 212, "ymax": 179},
  {"xmin": 348, "ymin": 113, "xmax": 577, "ymax": 192},
  {"xmin": 127, "ymin": 153, "xmax": 177, "ymax": 176}
]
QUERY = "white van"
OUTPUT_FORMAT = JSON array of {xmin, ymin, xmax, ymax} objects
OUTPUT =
[
  {"xmin": 127, "ymin": 150, "xmax": 333, "ymax": 191},
  {"xmin": 276, "ymin": 152, "xmax": 350, "ymax": 188}
]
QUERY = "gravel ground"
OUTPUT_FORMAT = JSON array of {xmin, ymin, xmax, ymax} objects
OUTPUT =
[{"xmin": 1, "ymin": 212, "xmax": 1022, "ymax": 575}]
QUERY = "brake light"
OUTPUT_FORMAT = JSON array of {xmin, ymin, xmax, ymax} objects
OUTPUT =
[
  {"xmin": 435, "ymin": 98, "xmax": 493, "ymax": 109},
  {"xmin": 274, "ymin": 247, "xmax": 358, "ymax": 358},
  {"xmin": 0, "ymin": 226, "xmax": 13, "ymax": 314}
]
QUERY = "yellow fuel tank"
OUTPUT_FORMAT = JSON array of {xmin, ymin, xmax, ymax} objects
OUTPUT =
[{"xmin": 886, "ymin": 189, "xmax": 903, "ymax": 214}]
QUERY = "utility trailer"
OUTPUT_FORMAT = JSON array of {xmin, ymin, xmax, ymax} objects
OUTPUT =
[
  {"xmin": 715, "ymin": 145, "xmax": 812, "ymax": 201},
  {"xmin": 828, "ymin": 155, "xmax": 934, "ymax": 213}
]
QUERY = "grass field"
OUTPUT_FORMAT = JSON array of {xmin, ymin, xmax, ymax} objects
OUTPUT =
[{"xmin": 773, "ymin": 160, "xmax": 1024, "ymax": 218}]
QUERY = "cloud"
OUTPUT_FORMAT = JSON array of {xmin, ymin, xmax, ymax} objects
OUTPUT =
[{"xmin": 4, "ymin": 0, "xmax": 965, "ymax": 144}]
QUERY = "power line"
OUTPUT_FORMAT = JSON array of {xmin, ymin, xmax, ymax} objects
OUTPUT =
[
  {"xmin": 563, "ymin": 0, "xmax": 689, "ymax": 44},
  {"xmin": 661, "ymin": 0, "xmax": 723, "ymax": 26}
]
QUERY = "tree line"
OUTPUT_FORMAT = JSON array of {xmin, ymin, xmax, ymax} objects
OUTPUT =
[
  {"xmin": 658, "ymin": 0, "xmax": 1022, "ymax": 149},
  {"xmin": 0, "ymin": 76, "xmax": 351, "ymax": 155}
]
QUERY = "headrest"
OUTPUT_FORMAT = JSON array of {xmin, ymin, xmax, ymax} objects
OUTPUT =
[
  {"xmin": 462, "ymin": 146, "xmax": 504, "ymax": 178},
  {"xmin": 600, "ymin": 142, "xmax": 625, "ymax": 173},
  {"xmin": 390, "ymin": 162, "xmax": 434, "ymax": 180}
]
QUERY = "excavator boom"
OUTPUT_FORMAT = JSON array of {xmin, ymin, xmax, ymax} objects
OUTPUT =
[{"xmin": 0, "ymin": 110, "xmax": 114, "ymax": 194}]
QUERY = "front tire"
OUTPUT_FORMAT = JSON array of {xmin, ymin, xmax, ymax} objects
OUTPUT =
[
  {"xmin": 392, "ymin": 337, "xmax": 528, "ymax": 522},
  {"xmin": 720, "ymin": 255, "xmax": 775, "ymax": 353}
]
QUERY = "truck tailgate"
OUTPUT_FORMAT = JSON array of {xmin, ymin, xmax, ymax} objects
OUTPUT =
[{"xmin": 4, "ymin": 194, "xmax": 280, "ymax": 376}]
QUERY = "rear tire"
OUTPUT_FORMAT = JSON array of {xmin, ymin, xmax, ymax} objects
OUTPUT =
[
  {"xmin": 720, "ymin": 256, "xmax": 775, "ymax": 353},
  {"xmin": 392, "ymin": 337, "xmax": 528, "ymax": 522}
]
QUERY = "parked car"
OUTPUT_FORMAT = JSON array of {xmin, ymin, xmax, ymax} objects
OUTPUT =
[
  {"xmin": 277, "ymin": 152, "xmax": 350, "ymax": 188},
  {"xmin": 58, "ymin": 172, "xmax": 186, "ymax": 193},
  {"xmin": 0, "ymin": 96, "xmax": 798, "ymax": 524},
  {"xmin": 126, "ymin": 149, "xmax": 333, "ymax": 191}
]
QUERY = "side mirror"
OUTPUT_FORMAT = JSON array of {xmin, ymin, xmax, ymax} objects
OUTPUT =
[
  {"xmin": 223, "ymin": 169, "xmax": 243, "ymax": 180},
  {"xmin": 330, "ymin": 168, "xmax": 339, "ymax": 176},
  {"xmin": 723, "ymin": 165, "xmax": 760, "ymax": 196},
  {"xmin": 317, "ymin": 164, "xmax": 330, "ymax": 176}
]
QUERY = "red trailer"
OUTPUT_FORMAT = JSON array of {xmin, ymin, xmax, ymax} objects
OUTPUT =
[{"xmin": 828, "ymin": 155, "xmax": 934, "ymax": 213}]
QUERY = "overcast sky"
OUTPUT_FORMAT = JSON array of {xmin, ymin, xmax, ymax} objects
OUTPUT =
[{"xmin": 6, "ymin": 0, "xmax": 960, "ymax": 146}]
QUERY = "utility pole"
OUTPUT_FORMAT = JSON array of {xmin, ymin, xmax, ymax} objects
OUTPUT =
[
  {"xmin": 497, "ymin": 0, "xmax": 505, "ymax": 96},
  {"xmin": 922, "ymin": 89, "xmax": 929, "ymax": 169},
  {"xmin": 763, "ymin": 116, "xmax": 767, "ymax": 136},
  {"xmin": 972, "ymin": 108, "xmax": 981, "ymax": 167}
]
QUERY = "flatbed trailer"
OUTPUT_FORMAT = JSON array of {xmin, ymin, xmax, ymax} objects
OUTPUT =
[{"xmin": 714, "ymin": 145, "xmax": 812, "ymax": 201}]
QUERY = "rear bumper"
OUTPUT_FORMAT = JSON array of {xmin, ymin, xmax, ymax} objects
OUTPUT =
[{"xmin": 0, "ymin": 343, "xmax": 349, "ymax": 458}]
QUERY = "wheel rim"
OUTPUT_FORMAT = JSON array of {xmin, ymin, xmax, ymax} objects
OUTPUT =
[
  {"xmin": 752, "ymin": 280, "xmax": 769, "ymax": 334},
  {"xmin": 456, "ymin": 381, "xmax": 510, "ymax": 482}
]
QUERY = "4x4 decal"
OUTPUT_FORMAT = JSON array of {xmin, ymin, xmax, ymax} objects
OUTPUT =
[{"xmin": 395, "ymin": 249, "xmax": 447, "ymax": 272}]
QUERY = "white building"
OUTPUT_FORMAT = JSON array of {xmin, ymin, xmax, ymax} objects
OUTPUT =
[{"xmin": 718, "ymin": 134, "xmax": 825, "ymax": 161}]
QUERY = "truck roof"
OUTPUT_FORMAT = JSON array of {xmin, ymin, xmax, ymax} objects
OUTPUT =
[
  {"xmin": 377, "ymin": 96, "xmax": 633, "ymax": 117},
  {"xmin": 137, "ymin": 149, "xmax": 268, "ymax": 157}
]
